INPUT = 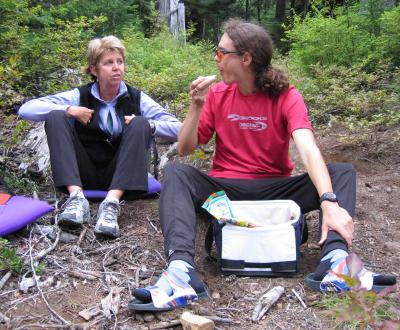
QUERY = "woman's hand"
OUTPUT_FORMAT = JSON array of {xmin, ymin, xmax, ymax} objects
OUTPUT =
[
  {"xmin": 66, "ymin": 106, "xmax": 94, "ymax": 125},
  {"xmin": 124, "ymin": 114, "xmax": 136, "ymax": 125},
  {"xmin": 190, "ymin": 75, "xmax": 217, "ymax": 106}
]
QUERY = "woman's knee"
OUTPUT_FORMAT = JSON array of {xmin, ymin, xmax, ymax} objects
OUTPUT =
[
  {"xmin": 125, "ymin": 116, "xmax": 151, "ymax": 135},
  {"xmin": 45, "ymin": 111, "xmax": 71, "ymax": 131}
]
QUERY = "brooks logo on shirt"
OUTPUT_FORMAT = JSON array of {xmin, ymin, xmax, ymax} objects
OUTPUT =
[{"xmin": 227, "ymin": 114, "xmax": 267, "ymax": 131}]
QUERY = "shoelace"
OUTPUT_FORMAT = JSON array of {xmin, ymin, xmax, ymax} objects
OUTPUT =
[
  {"xmin": 101, "ymin": 201, "xmax": 120, "ymax": 223},
  {"xmin": 62, "ymin": 195, "xmax": 84, "ymax": 212}
]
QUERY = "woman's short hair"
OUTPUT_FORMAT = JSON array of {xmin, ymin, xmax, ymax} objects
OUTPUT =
[
  {"xmin": 85, "ymin": 36, "xmax": 126, "ymax": 79},
  {"xmin": 223, "ymin": 19, "xmax": 288, "ymax": 96}
]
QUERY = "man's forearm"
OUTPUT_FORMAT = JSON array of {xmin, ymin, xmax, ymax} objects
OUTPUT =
[{"xmin": 177, "ymin": 102, "xmax": 202, "ymax": 156}]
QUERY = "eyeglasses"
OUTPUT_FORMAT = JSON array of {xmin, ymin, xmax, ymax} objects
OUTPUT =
[{"xmin": 215, "ymin": 47, "xmax": 243, "ymax": 61}]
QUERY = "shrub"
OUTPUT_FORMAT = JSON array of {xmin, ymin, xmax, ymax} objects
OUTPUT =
[
  {"xmin": 284, "ymin": 59, "xmax": 400, "ymax": 128},
  {"xmin": 379, "ymin": 5, "xmax": 400, "ymax": 67},
  {"xmin": 122, "ymin": 28, "xmax": 217, "ymax": 119},
  {"xmin": 285, "ymin": 3, "xmax": 400, "ymax": 72}
]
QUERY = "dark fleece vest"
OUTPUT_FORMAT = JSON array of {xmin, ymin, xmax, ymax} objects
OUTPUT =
[{"xmin": 76, "ymin": 82, "xmax": 141, "ymax": 165}]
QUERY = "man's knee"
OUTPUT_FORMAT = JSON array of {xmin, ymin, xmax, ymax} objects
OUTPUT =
[
  {"xmin": 328, "ymin": 162, "xmax": 356, "ymax": 179},
  {"xmin": 163, "ymin": 163, "xmax": 196, "ymax": 181}
]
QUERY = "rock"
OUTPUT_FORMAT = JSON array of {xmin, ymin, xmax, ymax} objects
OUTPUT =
[
  {"xmin": 386, "ymin": 187, "xmax": 392, "ymax": 193},
  {"xmin": 211, "ymin": 291, "xmax": 220, "ymax": 299},
  {"xmin": 307, "ymin": 243, "xmax": 320, "ymax": 250},
  {"xmin": 225, "ymin": 274, "xmax": 236, "ymax": 283},
  {"xmin": 180, "ymin": 312, "xmax": 215, "ymax": 330},
  {"xmin": 78, "ymin": 307, "xmax": 101, "ymax": 321},
  {"xmin": 383, "ymin": 241, "xmax": 400, "ymax": 252},
  {"xmin": 19, "ymin": 276, "xmax": 36, "ymax": 293},
  {"xmin": 143, "ymin": 313, "xmax": 155, "ymax": 322},
  {"xmin": 252, "ymin": 286, "xmax": 285, "ymax": 322}
]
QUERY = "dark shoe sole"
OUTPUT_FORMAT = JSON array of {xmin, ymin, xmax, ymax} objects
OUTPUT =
[
  {"xmin": 305, "ymin": 273, "xmax": 395, "ymax": 293},
  {"xmin": 58, "ymin": 210, "xmax": 90, "ymax": 227},
  {"xmin": 127, "ymin": 289, "xmax": 209, "ymax": 312},
  {"xmin": 94, "ymin": 228, "xmax": 119, "ymax": 239}
]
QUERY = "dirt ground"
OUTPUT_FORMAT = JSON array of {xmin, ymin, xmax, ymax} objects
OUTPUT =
[{"xmin": 0, "ymin": 125, "xmax": 399, "ymax": 330}]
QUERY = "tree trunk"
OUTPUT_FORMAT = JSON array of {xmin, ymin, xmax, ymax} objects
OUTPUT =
[
  {"xmin": 275, "ymin": 0, "xmax": 286, "ymax": 21},
  {"xmin": 158, "ymin": 0, "xmax": 185, "ymax": 38},
  {"xmin": 158, "ymin": 0, "xmax": 170, "ymax": 24}
]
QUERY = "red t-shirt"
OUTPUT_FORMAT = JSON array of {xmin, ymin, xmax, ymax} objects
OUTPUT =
[{"xmin": 198, "ymin": 82, "xmax": 312, "ymax": 179}]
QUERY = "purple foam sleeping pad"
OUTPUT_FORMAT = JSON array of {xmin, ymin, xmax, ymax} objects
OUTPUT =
[
  {"xmin": 83, "ymin": 174, "xmax": 161, "ymax": 201},
  {"xmin": 0, "ymin": 196, "xmax": 54, "ymax": 237}
]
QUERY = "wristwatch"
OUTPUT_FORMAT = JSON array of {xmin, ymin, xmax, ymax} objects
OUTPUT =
[
  {"xmin": 320, "ymin": 192, "xmax": 338, "ymax": 203},
  {"xmin": 148, "ymin": 119, "xmax": 156, "ymax": 136}
]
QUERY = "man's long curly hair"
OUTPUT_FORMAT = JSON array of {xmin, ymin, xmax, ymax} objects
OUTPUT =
[{"xmin": 223, "ymin": 19, "xmax": 289, "ymax": 97}]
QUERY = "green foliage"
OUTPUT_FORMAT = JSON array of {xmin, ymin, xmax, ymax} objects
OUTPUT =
[
  {"xmin": 315, "ymin": 253, "xmax": 400, "ymax": 329},
  {"xmin": 0, "ymin": 238, "xmax": 22, "ymax": 273},
  {"xmin": 45, "ymin": 0, "xmax": 139, "ymax": 36},
  {"xmin": 379, "ymin": 5, "xmax": 400, "ymax": 67},
  {"xmin": 317, "ymin": 290, "xmax": 400, "ymax": 329},
  {"xmin": 123, "ymin": 28, "xmax": 217, "ymax": 118},
  {"xmin": 0, "ymin": 115, "xmax": 30, "ymax": 151},
  {"xmin": 0, "ymin": 239, "xmax": 46, "ymax": 275},
  {"xmin": 1, "ymin": 170, "xmax": 38, "ymax": 195},
  {"xmin": 285, "ymin": 2, "xmax": 400, "ymax": 72},
  {"xmin": 284, "ymin": 57, "xmax": 400, "ymax": 128},
  {"xmin": 15, "ymin": 15, "xmax": 105, "ymax": 95},
  {"xmin": 0, "ymin": 1, "xmax": 106, "ymax": 97}
]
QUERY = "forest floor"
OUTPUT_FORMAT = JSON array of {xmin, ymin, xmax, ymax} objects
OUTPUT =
[{"xmin": 0, "ymin": 122, "xmax": 399, "ymax": 330}]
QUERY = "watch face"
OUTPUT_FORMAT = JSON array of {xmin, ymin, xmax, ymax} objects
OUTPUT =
[{"xmin": 321, "ymin": 192, "xmax": 337, "ymax": 202}]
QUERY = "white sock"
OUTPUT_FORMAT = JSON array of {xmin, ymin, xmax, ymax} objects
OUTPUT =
[
  {"xmin": 103, "ymin": 196, "xmax": 119, "ymax": 204},
  {"xmin": 152, "ymin": 260, "xmax": 192, "ymax": 295},
  {"xmin": 71, "ymin": 190, "xmax": 84, "ymax": 198}
]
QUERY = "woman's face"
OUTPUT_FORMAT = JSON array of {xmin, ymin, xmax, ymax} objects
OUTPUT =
[{"xmin": 90, "ymin": 49, "xmax": 125, "ymax": 89}]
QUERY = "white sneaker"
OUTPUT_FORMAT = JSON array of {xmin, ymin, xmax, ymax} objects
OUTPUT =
[
  {"xmin": 58, "ymin": 193, "xmax": 90, "ymax": 226},
  {"xmin": 94, "ymin": 199, "xmax": 120, "ymax": 238}
]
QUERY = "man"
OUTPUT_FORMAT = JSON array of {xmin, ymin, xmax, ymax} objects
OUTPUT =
[
  {"xmin": 131, "ymin": 19, "xmax": 395, "ymax": 310},
  {"xmin": 18, "ymin": 36, "xmax": 181, "ymax": 238}
]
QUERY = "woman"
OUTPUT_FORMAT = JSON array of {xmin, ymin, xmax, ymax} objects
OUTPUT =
[{"xmin": 18, "ymin": 36, "xmax": 181, "ymax": 238}]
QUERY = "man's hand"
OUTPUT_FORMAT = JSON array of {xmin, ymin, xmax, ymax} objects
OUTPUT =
[
  {"xmin": 66, "ymin": 106, "xmax": 94, "ymax": 125},
  {"xmin": 190, "ymin": 75, "xmax": 217, "ymax": 106},
  {"xmin": 319, "ymin": 202, "xmax": 354, "ymax": 247}
]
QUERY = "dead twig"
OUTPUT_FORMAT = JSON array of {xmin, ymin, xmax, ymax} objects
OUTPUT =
[
  {"xmin": 15, "ymin": 323, "xmax": 69, "ymax": 329},
  {"xmin": 28, "ymin": 230, "xmax": 71, "ymax": 326},
  {"xmin": 154, "ymin": 249, "xmax": 167, "ymax": 266},
  {"xmin": 33, "ymin": 226, "xmax": 61, "ymax": 261},
  {"xmin": 6, "ymin": 284, "xmax": 69, "ymax": 311},
  {"xmin": 148, "ymin": 314, "xmax": 237, "ymax": 330},
  {"xmin": 291, "ymin": 288, "xmax": 307, "ymax": 309},
  {"xmin": 147, "ymin": 216, "xmax": 160, "ymax": 233},
  {"xmin": 203, "ymin": 315, "xmax": 237, "ymax": 324},
  {"xmin": 0, "ymin": 271, "xmax": 12, "ymax": 290},
  {"xmin": 69, "ymin": 269, "xmax": 102, "ymax": 280},
  {"xmin": 135, "ymin": 267, "xmax": 140, "ymax": 288},
  {"xmin": 252, "ymin": 286, "xmax": 284, "ymax": 322},
  {"xmin": 149, "ymin": 320, "xmax": 181, "ymax": 330},
  {"xmin": 77, "ymin": 226, "xmax": 88, "ymax": 246}
]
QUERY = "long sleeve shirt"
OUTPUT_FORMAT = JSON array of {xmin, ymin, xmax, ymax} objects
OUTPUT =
[{"xmin": 18, "ymin": 81, "xmax": 181, "ymax": 141}]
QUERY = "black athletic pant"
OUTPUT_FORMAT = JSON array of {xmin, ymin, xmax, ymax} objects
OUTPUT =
[
  {"xmin": 45, "ymin": 111, "xmax": 152, "ymax": 198},
  {"xmin": 159, "ymin": 162, "xmax": 356, "ymax": 267}
]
